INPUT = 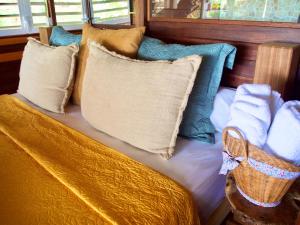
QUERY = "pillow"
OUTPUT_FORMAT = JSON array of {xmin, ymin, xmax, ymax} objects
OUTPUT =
[
  {"xmin": 210, "ymin": 87, "xmax": 236, "ymax": 133},
  {"xmin": 81, "ymin": 42, "xmax": 202, "ymax": 159},
  {"xmin": 138, "ymin": 37, "xmax": 237, "ymax": 144},
  {"xmin": 18, "ymin": 38, "xmax": 79, "ymax": 113},
  {"xmin": 50, "ymin": 26, "xmax": 82, "ymax": 46},
  {"xmin": 72, "ymin": 23, "xmax": 146, "ymax": 105}
]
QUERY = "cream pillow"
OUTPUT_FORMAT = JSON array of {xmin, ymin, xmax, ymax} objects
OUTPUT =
[
  {"xmin": 18, "ymin": 38, "xmax": 79, "ymax": 113},
  {"xmin": 81, "ymin": 42, "xmax": 202, "ymax": 159}
]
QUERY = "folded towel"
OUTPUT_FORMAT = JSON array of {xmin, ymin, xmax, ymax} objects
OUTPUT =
[
  {"xmin": 234, "ymin": 84, "xmax": 272, "ymax": 100},
  {"xmin": 234, "ymin": 84, "xmax": 283, "ymax": 119},
  {"xmin": 227, "ymin": 84, "xmax": 283, "ymax": 148},
  {"xmin": 232, "ymin": 97, "xmax": 271, "ymax": 122},
  {"xmin": 264, "ymin": 101, "xmax": 300, "ymax": 166},
  {"xmin": 227, "ymin": 99, "xmax": 271, "ymax": 147}
]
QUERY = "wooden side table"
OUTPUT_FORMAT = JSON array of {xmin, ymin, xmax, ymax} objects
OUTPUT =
[{"xmin": 225, "ymin": 174, "xmax": 300, "ymax": 225}]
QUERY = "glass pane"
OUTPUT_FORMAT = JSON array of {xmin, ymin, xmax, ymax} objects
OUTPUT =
[
  {"xmin": 152, "ymin": 0, "xmax": 300, "ymax": 23},
  {"xmin": 54, "ymin": 0, "xmax": 83, "ymax": 25},
  {"xmin": 91, "ymin": 0, "xmax": 130, "ymax": 24},
  {"xmin": 0, "ymin": 1, "xmax": 21, "ymax": 28},
  {"xmin": 30, "ymin": 0, "xmax": 48, "ymax": 26},
  {"xmin": 152, "ymin": 0, "xmax": 202, "ymax": 18}
]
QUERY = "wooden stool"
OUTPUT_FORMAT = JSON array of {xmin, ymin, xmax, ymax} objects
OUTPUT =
[{"xmin": 225, "ymin": 174, "xmax": 300, "ymax": 225}]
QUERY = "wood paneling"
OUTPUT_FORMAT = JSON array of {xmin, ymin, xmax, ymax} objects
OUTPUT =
[
  {"xmin": 39, "ymin": 27, "xmax": 53, "ymax": 45},
  {"xmin": 0, "ymin": 43, "xmax": 26, "ymax": 54},
  {"xmin": 146, "ymin": 17, "xmax": 300, "ymax": 98},
  {"xmin": 0, "ymin": 34, "xmax": 38, "ymax": 95},
  {"xmin": 92, "ymin": 24, "xmax": 133, "ymax": 29},
  {"xmin": 0, "ymin": 60, "xmax": 21, "ymax": 94},
  {"xmin": 132, "ymin": 0, "xmax": 146, "ymax": 27},
  {"xmin": 254, "ymin": 42, "xmax": 300, "ymax": 100},
  {"xmin": 0, "ymin": 36, "xmax": 30, "ymax": 46},
  {"xmin": 0, "ymin": 51, "xmax": 23, "ymax": 63},
  {"xmin": 47, "ymin": 0, "xmax": 57, "ymax": 26}
]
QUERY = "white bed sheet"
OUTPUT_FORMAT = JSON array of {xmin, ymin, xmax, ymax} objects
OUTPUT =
[{"xmin": 13, "ymin": 94, "xmax": 226, "ymax": 223}]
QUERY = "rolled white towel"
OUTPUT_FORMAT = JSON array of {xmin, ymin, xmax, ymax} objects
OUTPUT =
[
  {"xmin": 227, "ymin": 99, "xmax": 271, "ymax": 147},
  {"xmin": 235, "ymin": 84, "xmax": 283, "ymax": 119},
  {"xmin": 233, "ymin": 97, "xmax": 271, "ymax": 123},
  {"xmin": 234, "ymin": 84, "xmax": 272, "ymax": 101},
  {"xmin": 227, "ymin": 84, "xmax": 284, "ymax": 148},
  {"xmin": 264, "ymin": 101, "xmax": 300, "ymax": 165}
]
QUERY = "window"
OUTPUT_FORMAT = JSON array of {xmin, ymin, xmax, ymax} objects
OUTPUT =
[
  {"xmin": 0, "ymin": 0, "xmax": 22, "ymax": 29},
  {"xmin": 30, "ymin": 0, "xmax": 49, "ymax": 27},
  {"xmin": 54, "ymin": 0, "xmax": 85, "ymax": 25},
  {"xmin": 91, "ymin": 0, "xmax": 130, "ymax": 24},
  {"xmin": 0, "ymin": 0, "xmax": 132, "ymax": 36},
  {"xmin": 151, "ymin": 0, "xmax": 300, "ymax": 23},
  {"xmin": 0, "ymin": 0, "xmax": 48, "ymax": 35}
]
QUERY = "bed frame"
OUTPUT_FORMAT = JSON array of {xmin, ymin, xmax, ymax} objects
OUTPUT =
[{"xmin": 39, "ymin": 1, "xmax": 300, "ymax": 224}]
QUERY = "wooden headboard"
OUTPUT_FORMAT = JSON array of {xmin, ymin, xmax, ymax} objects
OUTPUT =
[
  {"xmin": 145, "ymin": 18, "xmax": 300, "ymax": 99},
  {"xmin": 142, "ymin": 1, "xmax": 300, "ymax": 99},
  {"xmin": 39, "ymin": 0, "xmax": 300, "ymax": 100}
]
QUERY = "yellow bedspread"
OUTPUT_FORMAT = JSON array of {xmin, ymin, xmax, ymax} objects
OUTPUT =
[{"xmin": 0, "ymin": 95, "xmax": 200, "ymax": 225}]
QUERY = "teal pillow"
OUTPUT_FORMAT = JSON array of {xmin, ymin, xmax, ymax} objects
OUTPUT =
[
  {"xmin": 49, "ymin": 26, "xmax": 82, "ymax": 46},
  {"xmin": 138, "ymin": 37, "xmax": 236, "ymax": 144}
]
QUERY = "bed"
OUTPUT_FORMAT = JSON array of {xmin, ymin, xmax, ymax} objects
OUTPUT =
[
  {"xmin": 12, "ymin": 93, "xmax": 227, "ymax": 222},
  {"xmin": 1, "ymin": 3, "xmax": 300, "ymax": 224}
]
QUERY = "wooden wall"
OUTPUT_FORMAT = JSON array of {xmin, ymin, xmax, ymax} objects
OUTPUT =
[{"xmin": 0, "ymin": 35, "xmax": 36, "ymax": 95}]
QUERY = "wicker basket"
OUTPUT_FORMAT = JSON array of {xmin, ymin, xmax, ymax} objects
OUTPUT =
[{"xmin": 222, "ymin": 127, "xmax": 300, "ymax": 206}]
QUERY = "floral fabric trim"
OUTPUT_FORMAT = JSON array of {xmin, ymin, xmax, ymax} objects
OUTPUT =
[
  {"xmin": 248, "ymin": 158, "xmax": 300, "ymax": 180},
  {"xmin": 237, "ymin": 185, "xmax": 280, "ymax": 207},
  {"xmin": 219, "ymin": 152, "xmax": 300, "ymax": 180}
]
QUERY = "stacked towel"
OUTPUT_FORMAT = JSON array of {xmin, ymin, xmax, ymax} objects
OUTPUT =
[
  {"xmin": 227, "ymin": 84, "xmax": 283, "ymax": 148},
  {"xmin": 264, "ymin": 101, "xmax": 300, "ymax": 166}
]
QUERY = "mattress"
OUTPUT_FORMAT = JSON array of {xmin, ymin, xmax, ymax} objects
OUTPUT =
[{"xmin": 13, "ymin": 93, "xmax": 226, "ymax": 223}]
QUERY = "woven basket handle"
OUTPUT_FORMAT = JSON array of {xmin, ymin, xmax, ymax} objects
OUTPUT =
[{"xmin": 222, "ymin": 127, "xmax": 248, "ymax": 160}]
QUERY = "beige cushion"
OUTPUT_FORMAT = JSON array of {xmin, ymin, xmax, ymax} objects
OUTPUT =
[
  {"xmin": 81, "ymin": 42, "xmax": 202, "ymax": 159},
  {"xmin": 18, "ymin": 38, "xmax": 79, "ymax": 113}
]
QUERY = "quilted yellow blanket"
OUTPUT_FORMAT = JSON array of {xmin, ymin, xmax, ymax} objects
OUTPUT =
[{"xmin": 0, "ymin": 95, "xmax": 200, "ymax": 225}]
